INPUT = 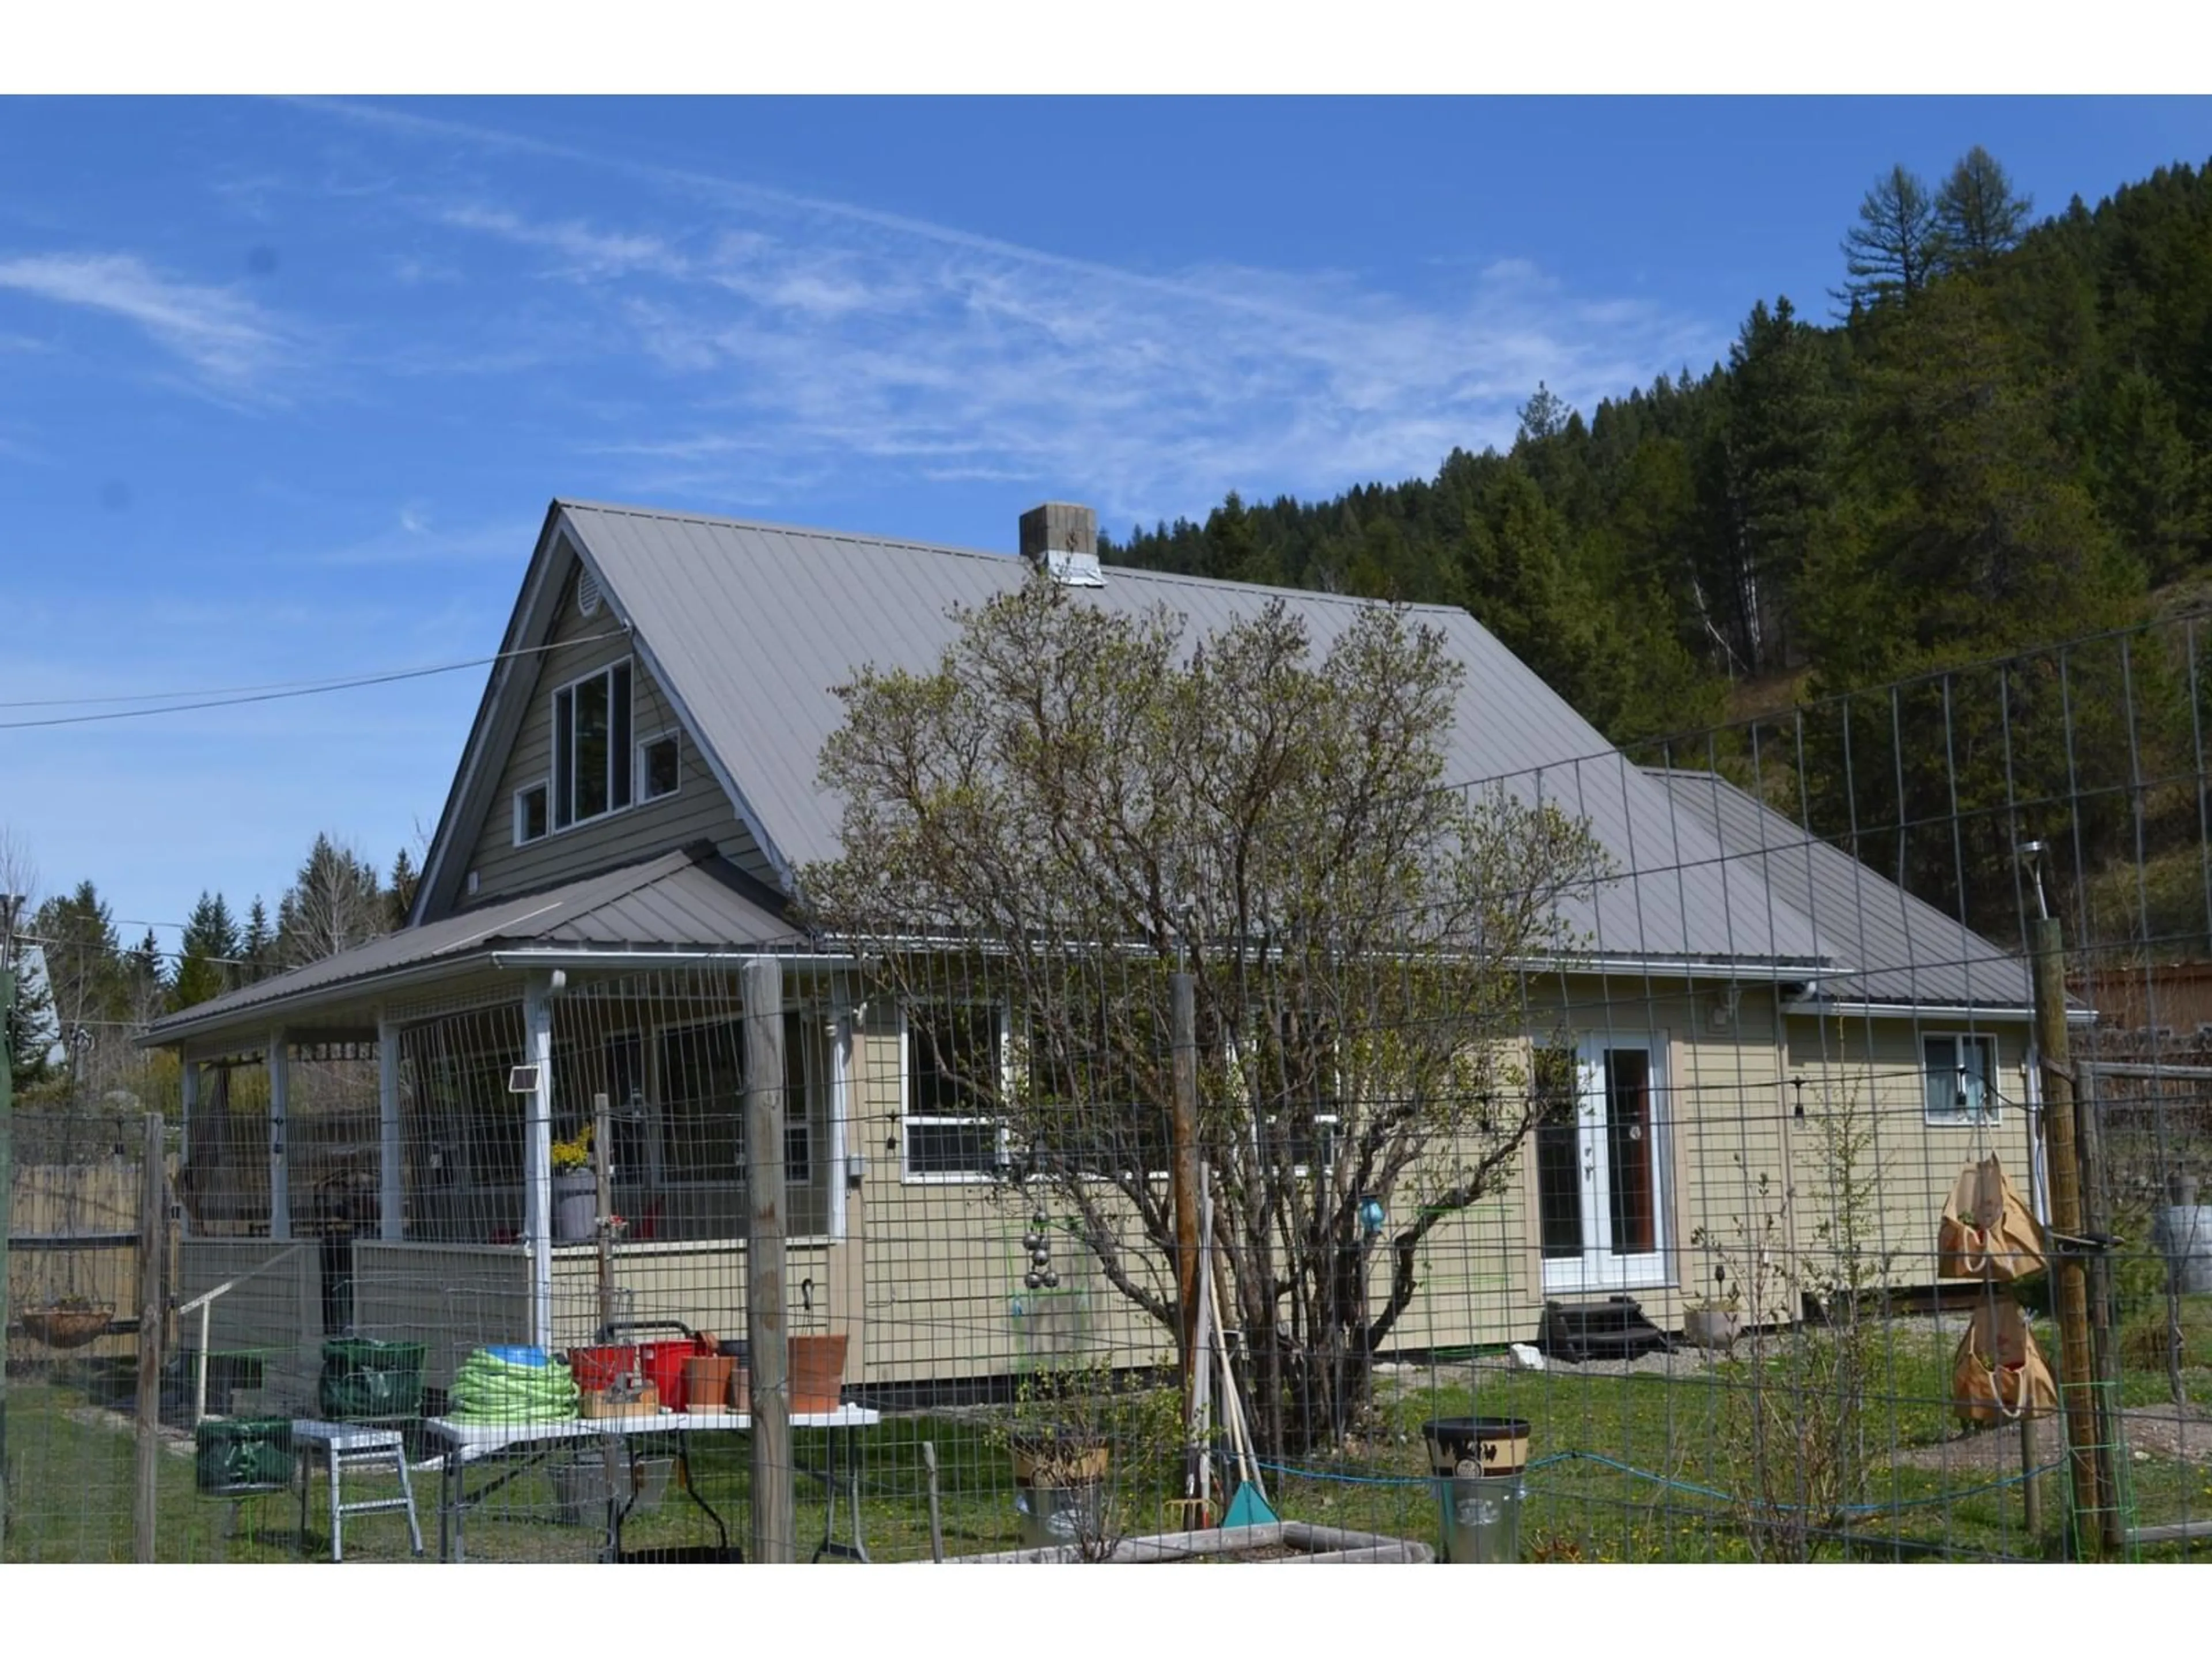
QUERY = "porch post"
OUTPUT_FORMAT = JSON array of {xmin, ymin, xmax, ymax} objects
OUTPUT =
[
  {"xmin": 377, "ymin": 1016, "xmax": 403, "ymax": 1242},
  {"xmin": 267, "ymin": 1029, "xmax": 291, "ymax": 1242},
  {"xmin": 179, "ymin": 1059, "xmax": 199, "ymax": 1183},
  {"xmin": 523, "ymin": 978, "xmax": 555, "ymax": 1350}
]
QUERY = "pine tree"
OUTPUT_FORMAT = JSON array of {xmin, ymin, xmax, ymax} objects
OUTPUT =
[
  {"xmin": 1933, "ymin": 146, "xmax": 2033, "ymax": 275},
  {"xmin": 1839, "ymin": 164, "xmax": 1939, "ymax": 309},
  {"xmin": 171, "ymin": 891, "xmax": 240, "ymax": 1010},
  {"xmin": 388, "ymin": 848, "xmax": 420, "ymax": 931},
  {"xmin": 32, "ymin": 880, "xmax": 124, "ymax": 1045},
  {"xmin": 242, "ymin": 897, "xmax": 272, "ymax": 984}
]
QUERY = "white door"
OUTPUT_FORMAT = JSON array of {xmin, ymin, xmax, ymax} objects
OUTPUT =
[{"xmin": 1536, "ymin": 1036, "xmax": 1669, "ymax": 1294}]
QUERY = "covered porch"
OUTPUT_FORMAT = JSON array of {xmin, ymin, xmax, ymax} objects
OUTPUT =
[{"xmin": 142, "ymin": 849, "xmax": 866, "ymax": 1407}]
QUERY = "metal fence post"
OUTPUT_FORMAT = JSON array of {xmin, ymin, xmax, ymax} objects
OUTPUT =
[{"xmin": 0, "ymin": 967, "xmax": 14, "ymax": 1556}]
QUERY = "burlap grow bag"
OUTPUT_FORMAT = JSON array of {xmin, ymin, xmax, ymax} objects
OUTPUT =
[
  {"xmin": 1937, "ymin": 1155, "xmax": 2046, "ymax": 1282},
  {"xmin": 1952, "ymin": 1295, "xmax": 2058, "ymax": 1427}
]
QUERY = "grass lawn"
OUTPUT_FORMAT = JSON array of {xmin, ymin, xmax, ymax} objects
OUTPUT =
[{"xmin": 6, "ymin": 1310, "xmax": 2209, "ymax": 1563}]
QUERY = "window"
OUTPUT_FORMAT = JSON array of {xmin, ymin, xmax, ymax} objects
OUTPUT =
[
  {"xmin": 904, "ymin": 1005, "xmax": 1008, "ymax": 1181},
  {"xmin": 1923, "ymin": 1033, "xmax": 1998, "ymax": 1125},
  {"xmin": 658, "ymin": 1012, "xmax": 813, "ymax": 1181},
  {"xmin": 513, "ymin": 781, "xmax": 550, "ymax": 846},
  {"xmin": 638, "ymin": 730, "xmax": 681, "ymax": 802},
  {"xmin": 551, "ymin": 660, "xmax": 633, "ymax": 831}
]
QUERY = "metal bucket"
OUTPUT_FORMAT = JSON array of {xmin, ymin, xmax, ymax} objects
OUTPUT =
[
  {"xmin": 1434, "ymin": 1474, "xmax": 1527, "ymax": 1563},
  {"xmin": 2152, "ymin": 1204, "xmax": 2212, "ymax": 1296},
  {"xmin": 1014, "ymin": 1481, "xmax": 1104, "ymax": 1550}
]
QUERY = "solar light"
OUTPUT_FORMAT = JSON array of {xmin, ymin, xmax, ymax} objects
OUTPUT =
[{"xmin": 507, "ymin": 1063, "xmax": 540, "ymax": 1094}]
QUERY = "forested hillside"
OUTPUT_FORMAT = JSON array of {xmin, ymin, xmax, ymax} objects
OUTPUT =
[{"xmin": 1105, "ymin": 149, "xmax": 2212, "ymax": 756}]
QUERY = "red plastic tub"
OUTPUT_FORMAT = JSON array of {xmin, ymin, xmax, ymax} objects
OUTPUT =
[
  {"xmin": 568, "ymin": 1344, "xmax": 638, "ymax": 1392},
  {"xmin": 639, "ymin": 1339, "xmax": 702, "ymax": 1411}
]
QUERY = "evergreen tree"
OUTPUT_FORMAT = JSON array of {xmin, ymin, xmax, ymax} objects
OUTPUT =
[
  {"xmin": 242, "ymin": 896, "xmax": 273, "ymax": 983},
  {"xmin": 171, "ymin": 890, "xmax": 239, "ymax": 1010},
  {"xmin": 32, "ymin": 880, "xmax": 124, "ymax": 1046},
  {"xmin": 1933, "ymin": 145, "xmax": 2033, "ymax": 275},
  {"xmin": 388, "ymin": 848, "xmax": 420, "ymax": 931},
  {"xmin": 1839, "ymin": 164, "xmax": 1939, "ymax": 309}
]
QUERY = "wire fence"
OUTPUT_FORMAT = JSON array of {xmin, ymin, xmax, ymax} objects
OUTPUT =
[{"xmin": 5, "ymin": 613, "xmax": 2212, "ymax": 1563}]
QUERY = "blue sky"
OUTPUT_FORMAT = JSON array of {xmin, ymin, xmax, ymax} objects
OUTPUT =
[{"xmin": 5, "ymin": 95, "xmax": 2210, "ymax": 956}]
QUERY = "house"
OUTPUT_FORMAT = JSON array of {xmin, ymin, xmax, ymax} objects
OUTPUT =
[{"xmin": 143, "ymin": 499, "xmax": 2055, "ymax": 1400}]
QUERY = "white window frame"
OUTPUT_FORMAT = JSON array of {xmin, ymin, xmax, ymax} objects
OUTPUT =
[
  {"xmin": 512, "ymin": 778, "xmax": 551, "ymax": 847},
  {"xmin": 900, "ymin": 1003, "xmax": 1012, "ymax": 1184},
  {"xmin": 1922, "ymin": 1032, "xmax": 1999, "ymax": 1127},
  {"xmin": 1537, "ymin": 1033, "xmax": 1672, "ymax": 1297},
  {"xmin": 636, "ymin": 727, "xmax": 682, "ymax": 804},
  {"xmin": 550, "ymin": 657, "xmax": 634, "ymax": 834}
]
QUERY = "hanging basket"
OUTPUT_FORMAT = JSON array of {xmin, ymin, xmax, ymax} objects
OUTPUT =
[{"xmin": 21, "ymin": 1301, "xmax": 115, "ymax": 1349}]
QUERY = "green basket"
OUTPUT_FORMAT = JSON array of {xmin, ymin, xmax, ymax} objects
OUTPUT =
[
  {"xmin": 317, "ymin": 1338, "xmax": 427, "ymax": 1422},
  {"xmin": 195, "ymin": 1418, "xmax": 294, "ymax": 1495}
]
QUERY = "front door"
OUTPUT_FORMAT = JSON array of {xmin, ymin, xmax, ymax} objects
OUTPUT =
[{"xmin": 1536, "ymin": 1036, "xmax": 1669, "ymax": 1294}]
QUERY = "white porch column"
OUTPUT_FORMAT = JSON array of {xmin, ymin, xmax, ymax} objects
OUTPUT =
[
  {"xmin": 266, "ymin": 1029, "xmax": 291, "ymax": 1242},
  {"xmin": 523, "ymin": 978, "xmax": 556, "ymax": 1350},
  {"xmin": 377, "ymin": 1016, "xmax": 404, "ymax": 1242}
]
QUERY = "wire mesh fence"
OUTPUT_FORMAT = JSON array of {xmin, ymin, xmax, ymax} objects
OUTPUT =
[{"xmin": 5, "ymin": 613, "xmax": 2212, "ymax": 1563}]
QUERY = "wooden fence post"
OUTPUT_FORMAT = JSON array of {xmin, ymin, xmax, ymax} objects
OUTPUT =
[
  {"xmin": 743, "ymin": 956, "xmax": 792, "ymax": 1563},
  {"xmin": 134, "ymin": 1111, "xmax": 167, "ymax": 1563}
]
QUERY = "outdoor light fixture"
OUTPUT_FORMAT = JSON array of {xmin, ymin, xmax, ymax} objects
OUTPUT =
[
  {"xmin": 2018, "ymin": 839, "xmax": 2050, "ymax": 921},
  {"xmin": 1790, "ymin": 1075, "xmax": 1806, "ymax": 1121},
  {"xmin": 507, "ymin": 1063, "xmax": 541, "ymax": 1094}
]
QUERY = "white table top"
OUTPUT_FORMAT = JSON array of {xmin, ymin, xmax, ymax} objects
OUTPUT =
[
  {"xmin": 426, "ymin": 1403, "xmax": 881, "ymax": 1456},
  {"xmin": 290, "ymin": 1418, "xmax": 407, "ymax": 1450}
]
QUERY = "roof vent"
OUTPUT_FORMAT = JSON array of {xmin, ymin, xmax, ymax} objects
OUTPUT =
[
  {"xmin": 578, "ymin": 569, "xmax": 603, "ymax": 616},
  {"xmin": 1019, "ymin": 502, "xmax": 1104, "ymax": 588}
]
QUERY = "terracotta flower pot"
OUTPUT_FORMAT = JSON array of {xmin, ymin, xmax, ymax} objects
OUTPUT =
[{"xmin": 789, "ymin": 1334, "xmax": 848, "ymax": 1414}]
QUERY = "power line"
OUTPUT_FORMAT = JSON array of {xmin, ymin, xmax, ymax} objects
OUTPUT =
[{"xmin": 0, "ymin": 628, "xmax": 626, "ymax": 731}]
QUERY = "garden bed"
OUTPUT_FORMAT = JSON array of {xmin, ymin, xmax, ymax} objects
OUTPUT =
[{"xmin": 950, "ymin": 1520, "xmax": 1432, "ymax": 1563}]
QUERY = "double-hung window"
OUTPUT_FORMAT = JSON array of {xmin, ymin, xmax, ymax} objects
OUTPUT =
[
  {"xmin": 552, "ymin": 660, "xmax": 633, "ymax": 831},
  {"xmin": 1922, "ymin": 1033, "xmax": 1998, "ymax": 1126},
  {"xmin": 904, "ymin": 1005, "xmax": 1008, "ymax": 1181}
]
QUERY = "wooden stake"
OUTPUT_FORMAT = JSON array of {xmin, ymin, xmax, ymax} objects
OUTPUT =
[
  {"xmin": 743, "ymin": 957, "xmax": 793, "ymax": 1563},
  {"xmin": 1170, "ymin": 972, "xmax": 1201, "ymax": 1445},
  {"xmin": 921, "ymin": 1441, "xmax": 945, "ymax": 1563},
  {"xmin": 134, "ymin": 1111, "xmax": 166, "ymax": 1563},
  {"xmin": 2031, "ymin": 916, "xmax": 2107, "ymax": 1555}
]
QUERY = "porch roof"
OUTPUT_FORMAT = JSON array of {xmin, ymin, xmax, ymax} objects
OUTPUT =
[{"xmin": 139, "ymin": 844, "xmax": 805, "ymax": 1048}]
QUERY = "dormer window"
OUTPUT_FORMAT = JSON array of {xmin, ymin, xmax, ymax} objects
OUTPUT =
[{"xmin": 553, "ymin": 660, "xmax": 633, "ymax": 830}]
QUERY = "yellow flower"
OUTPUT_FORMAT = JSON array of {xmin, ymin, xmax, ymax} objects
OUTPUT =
[{"xmin": 552, "ymin": 1124, "xmax": 592, "ymax": 1172}]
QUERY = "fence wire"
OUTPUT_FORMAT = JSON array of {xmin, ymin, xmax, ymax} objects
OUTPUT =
[{"xmin": 5, "ymin": 613, "xmax": 2212, "ymax": 1563}]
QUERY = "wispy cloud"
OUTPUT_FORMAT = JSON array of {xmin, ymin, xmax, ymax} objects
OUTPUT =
[
  {"xmin": 319, "ymin": 99, "xmax": 1724, "ymax": 524},
  {"xmin": 0, "ymin": 252, "xmax": 298, "ymax": 392}
]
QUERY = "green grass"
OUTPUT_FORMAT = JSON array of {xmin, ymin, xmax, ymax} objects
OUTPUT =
[{"xmin": 7, "ymin": 1318, "xmax": 2210, "ymax": 1563}]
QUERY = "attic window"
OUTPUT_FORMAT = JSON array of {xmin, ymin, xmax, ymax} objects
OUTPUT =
[
  {"xmin": 638, "ymin": 730, "xmax": 680, "ymax": 802},
  {"xmin": 514, "ymin": 781, "xmax": 550, "ymax": 846},
  {"xmin": 578, "ymin": 570, "xmax": 603, "ymax": 617},
  {"xmin": 552, "ymin": 659, "xmax": 634, "ymax": 830}
]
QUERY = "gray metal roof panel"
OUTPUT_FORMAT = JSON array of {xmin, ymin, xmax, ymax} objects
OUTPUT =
[
  {"xmin": 142, "ymin": 848, "xmax": 795, "ymax": 1041},
  {"xmin": 557, "ymin": 501, "xmax": 1834, "ymax": 967},
  {"xmin": 1648, "ymin": 768, "xmax": 2032, "ymax": 1011}
]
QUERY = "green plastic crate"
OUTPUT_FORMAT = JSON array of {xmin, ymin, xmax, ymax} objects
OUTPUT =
[
  {"xmin": 194, "ymin": 1417, "xmax": 294, "ymax": 1495},
  {"xmin": 317, "ymin": 1337, "xmax": 427, "ymax": 1423}
]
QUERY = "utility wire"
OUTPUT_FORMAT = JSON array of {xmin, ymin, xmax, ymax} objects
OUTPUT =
[{"xmin": 0, "ymin": 628, "xmax": 626, "ymax": 730}]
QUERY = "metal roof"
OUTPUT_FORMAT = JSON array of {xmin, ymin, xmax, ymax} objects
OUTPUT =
[
  {"xmin": 142, "ymin": 846, "xmax": 799, "ymax": 1043},
  {"xmin": 556, "ymin": 501, "xmax": 1834, "ymax": 969},
  {"xmin": 1648, "ymin": 768, "xmax": 2033, "ymax": 1013}
]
